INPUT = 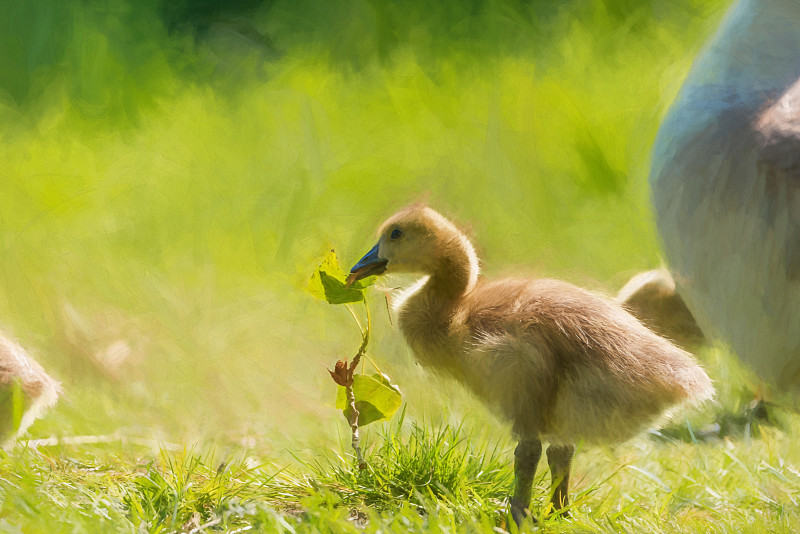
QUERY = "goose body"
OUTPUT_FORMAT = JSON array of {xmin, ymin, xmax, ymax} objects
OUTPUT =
[
  {"xmin": 651, "ymin": 0, "xmax": 800, "ymax": 388},
  {"xmin": 348, "ymin": 206, "xmax": 713, "ymax": 523}
]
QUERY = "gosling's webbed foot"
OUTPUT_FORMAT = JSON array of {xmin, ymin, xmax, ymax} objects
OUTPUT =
[
  {"xmin": 510, "ymin": 498, "xmax": 535, "ymax": 527},
  {"xmin": 546, "ymin": 443, "xmax": 576, "ymax": 518},
  {"xmin": 511, "ymin": 438, "xmax": 542, "ymax": 528}
]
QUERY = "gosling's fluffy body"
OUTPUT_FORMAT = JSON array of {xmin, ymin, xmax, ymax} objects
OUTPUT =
[
  {"xmin": 351, "ymin": 205, "xmax": 713, "ymax": 522},
  {"xmin": 616, "ymin": 268, "xmax": 706, "ymax": 351},
  {"xmin": 0, "ymin": 330, "xmax": 60, "ymax": 447},
  {"xmin": 384, "ymin": 207, "xmax": 713, "ymax": 445}
]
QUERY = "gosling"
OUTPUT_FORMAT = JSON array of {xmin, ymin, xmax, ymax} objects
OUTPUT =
[
  {"xmin": 1, "ymin": 329, "xmax": 60, "ymax": 447},
  {"xmin": 346, "ymin": 205, "xmax": 713, "ymax": 525}
]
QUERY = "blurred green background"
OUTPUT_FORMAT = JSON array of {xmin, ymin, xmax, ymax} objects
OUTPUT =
[{"xmin": 0, "ymin": 0, "xmax": 729, "ymax": 457}]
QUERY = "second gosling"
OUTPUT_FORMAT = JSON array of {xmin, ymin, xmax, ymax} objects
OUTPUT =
[
  {"xmin": 346, "ymin": 205, "xmax": 713, "ymax": 525},
  {"xmin": 1, "ymin": 329, "xmax": 60, "ymax": 448}
]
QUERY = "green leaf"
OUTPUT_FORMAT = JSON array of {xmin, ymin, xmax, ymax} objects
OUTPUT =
[
  {"xmin": 308, "ymin": 249, "xmax": 374, "ymax": 305},
  {"xmin": 335, "ymin": 373, "xmax": 403, "ymax": 426}
]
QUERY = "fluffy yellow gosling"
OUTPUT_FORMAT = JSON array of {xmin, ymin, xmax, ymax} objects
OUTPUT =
[{"xmin": 347, "ymin": 205, "xmax": 713, "ymax": 525}]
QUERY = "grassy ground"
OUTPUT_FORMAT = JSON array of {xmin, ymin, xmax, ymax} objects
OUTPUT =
[{"xmin": 5, "ymin": 0, "xmax": 799, "ymax": 532}]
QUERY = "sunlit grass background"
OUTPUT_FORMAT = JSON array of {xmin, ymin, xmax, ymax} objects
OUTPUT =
[{"xmin": 4, "ymin": 0, "xmax": 800, "ymax": 532}]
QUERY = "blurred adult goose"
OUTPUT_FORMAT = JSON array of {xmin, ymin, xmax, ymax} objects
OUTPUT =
[
  {"xmin": 347, "ymin": 206, "xmax": 713, "ymax": 524},
  {"xmin": 0, "ymin": 329, "xmax": 60, "ymax": 447},
  {"xmin": 651, "ymin": 0, "xmax": 800, "ymax": 388}
]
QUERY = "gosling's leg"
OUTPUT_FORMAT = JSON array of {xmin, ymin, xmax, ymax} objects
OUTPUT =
[
  {"xmin": 510, "ymin": 438, "xmax": 542, "ymax": 527},
  {"xmin": 546, "ymin": 443, "xmax": 576, "ymax": 516}
]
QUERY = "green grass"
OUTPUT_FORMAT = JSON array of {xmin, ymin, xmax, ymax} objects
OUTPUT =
[
  {"xmin": 5, "ymin": 0, "xmax": 799, "ymax": 532},
  {"xmin": 3, "ymin": 403, "xmax": 800, "ymax": 533}
]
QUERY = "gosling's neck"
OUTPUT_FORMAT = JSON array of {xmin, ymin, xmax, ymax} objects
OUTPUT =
[
  {"xmin": 425, "ymin": 233, "xmax": 480, "ymax": 301},
  {"xmin": 396, "ymin": 236, "xmax": 478, "ymax": 373},
  {"xmin": 428, "ymin": 242, "xmax": 479, "ymax": 301},
  {"xmin": 398, "ymin": 233, "xmax": 479, "ymax": 336}
]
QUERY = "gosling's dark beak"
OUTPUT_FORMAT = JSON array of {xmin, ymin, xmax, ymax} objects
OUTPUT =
[{"xmin": 346, "ymin": 243, "xmax": 388, "ymax": 286}]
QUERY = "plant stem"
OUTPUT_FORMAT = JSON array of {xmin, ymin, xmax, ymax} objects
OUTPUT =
[
  {"xmin": 344, "ymin": 381, "xmax": 366, "ymax": 469},
  {"xmin": 343, "ymin": 297, "xmax": 371, "ymax": 470},
  {"xmin": 344, "ymin": 304, "xmax": 366, "ymax": 339},
  {"xmin": 361, "ymin": 298, "xmax": 371, "ymax": 374}
]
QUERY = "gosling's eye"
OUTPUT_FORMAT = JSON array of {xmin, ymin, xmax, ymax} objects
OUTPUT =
[{"xmin": 390, "ymin": 228, "xmax": 403, "ymax": 240}]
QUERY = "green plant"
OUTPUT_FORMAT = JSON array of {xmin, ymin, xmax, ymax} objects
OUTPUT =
[{"xmin": 308, "ymin": 249, "xmax": 402, "ymax": 469}]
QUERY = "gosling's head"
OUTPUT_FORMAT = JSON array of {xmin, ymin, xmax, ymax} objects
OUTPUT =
[{"xmin": 347, "ymin": 205, "xmax": 479, "ymax": 287}]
